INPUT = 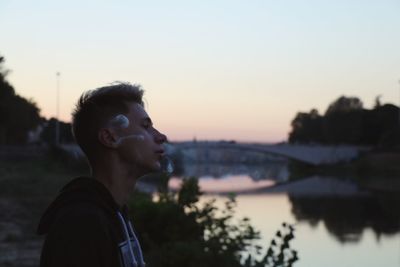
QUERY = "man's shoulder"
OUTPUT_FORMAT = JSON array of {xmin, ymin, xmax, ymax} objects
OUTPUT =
[
  {"xmin": 40, "ymin": 202, "xmax": 121, "ymax": 267},
  {"xmin": 61, "ymin": 200, "xmax": 113, "ymax": 223},
  {"xmin": 50, "ymin": 201, "xmax": 117, "ymax": 237}
]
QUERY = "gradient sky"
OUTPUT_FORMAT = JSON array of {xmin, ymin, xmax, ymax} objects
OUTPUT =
[{"xmin": 1, "ymin": 0, "xmax": 399, "ymax": 142}]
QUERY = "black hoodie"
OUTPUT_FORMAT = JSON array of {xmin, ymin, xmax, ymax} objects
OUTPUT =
[{"xmin": 37, "ymin": 177, "xmax": 145, "ymax": 267}]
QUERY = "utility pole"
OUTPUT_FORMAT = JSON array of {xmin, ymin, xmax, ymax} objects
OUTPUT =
[{"xmin": 56, "ymin": 72, "xmax": 60, "ymax": 145}]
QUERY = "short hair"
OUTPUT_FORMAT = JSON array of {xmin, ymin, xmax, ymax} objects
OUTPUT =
[{"xmin": 71, "ymin": 82, "xmax": 144, "ymax": 161}]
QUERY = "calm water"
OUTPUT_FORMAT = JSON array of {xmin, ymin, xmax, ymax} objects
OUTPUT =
[{"xmin": 169, "ymin": 163, "xmax": 400, "ymax": 267}]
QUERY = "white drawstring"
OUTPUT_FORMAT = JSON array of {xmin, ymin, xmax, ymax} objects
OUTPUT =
[
  {"xmin": 127, "ymin": 221, "xmax": 145, "ymax": 267},
  {"xmin": 117, "ymin": 212, "xmax": 138, "ymax": 267}
]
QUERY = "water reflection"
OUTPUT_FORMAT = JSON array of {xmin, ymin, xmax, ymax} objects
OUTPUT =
[
  {"xmin": 171, "ymin": 167, "xmax": 400, "ymax": 243},
  {"xmin": 168, "ymin": 159, "xmax": 400, "ymax": 267},
  {"xmin": 169, "ymin": 175, "xmax": 276, "ymax": 193},
  {"xmin": 182, "ymin": 162, "xmax": 289, "ymax": 182},
  {"xmin": 289, "ymin": 192, "xmax": 400, "ymax": 243}
]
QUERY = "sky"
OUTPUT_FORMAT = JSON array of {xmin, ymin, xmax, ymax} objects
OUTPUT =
[{"xmin": 1, "ymin": 0, "xmax": 399, "ymax": 142}]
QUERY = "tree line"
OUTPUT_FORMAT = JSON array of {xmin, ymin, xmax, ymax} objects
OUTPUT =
[
  {"xmin": 0, "ymin": 55, "xmax": 73, "ymax": 145},
  {"xmin": 289, "ymin": 96, "xmax": 400, "ymax": 147},
  {"xmin": 2, "ymin": 53, "xmax": 399, "ymax": 147}
]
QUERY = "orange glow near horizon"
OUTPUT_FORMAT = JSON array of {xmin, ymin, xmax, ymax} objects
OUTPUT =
[{"xmin": 1, "ymin": 1, "xmax": 400, "ymax": 142}]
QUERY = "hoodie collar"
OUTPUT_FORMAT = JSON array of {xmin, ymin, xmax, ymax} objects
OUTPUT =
[{"xmin": 37, "ymin": 176, "xmax": 122, "ymax": 235}]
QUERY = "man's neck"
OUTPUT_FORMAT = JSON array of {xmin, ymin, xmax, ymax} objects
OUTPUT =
[{"xmin": 91, "ymin": 157, "xmax": 140, "ymax": 207}]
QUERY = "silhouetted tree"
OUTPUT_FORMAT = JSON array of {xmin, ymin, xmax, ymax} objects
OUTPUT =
[
  {"xmin": 289, "ymin": 109, "xmax": 323, "ymax": 143},
  {"xmin": 322, "ymin": 96, "xmax": 364, "ymax": 144},
  {"xmin": 0, "ymin": 55, "xmax": 42, "ymax": 144},
  {"xmin": 371, "ymin": 104, "xmax": 400, "ymax": 147},
  {"xmin": 289, "ymin": 95, "xmax": 400, "ymax": 147},
  {"xmin": 40, "ymin": 118, "xmax": 74, "ymax": 144},
  {"xmin": 325, "ymin": 96, "xmax": 363, "ymax": 115},
  {"xmin": 374, "ymin": 95, "xmax": 382, "ymax": 109}
]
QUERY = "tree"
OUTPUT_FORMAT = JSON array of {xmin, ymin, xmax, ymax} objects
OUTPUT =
[
  {"xmin": 40, "ymin": 118, "xmax": 75, "ymax": 144},
  {"xmin": 288, "ymin": 95, "xmax": 400, "ymax": 146},
  {"xmin": 365, "ymin": 104, "xmax": 400, "ymax": 147},
  {"xmin": 289, "ymin": 109, "xmax": 323, "ymax": 144},
  {"xmin": 128, "ymin": 176, "xmax": 298, "ymax": 267},
  {"xmin": 374, "ymin": 95, "xmax": 382, "ymax": 109},
  {"xmin": 325, "ymin": 96, "xmax": 363, "ymax": 115},
  {"xmin": 0, "ymin": 55, "xmax": 42, "ymax": 144}
]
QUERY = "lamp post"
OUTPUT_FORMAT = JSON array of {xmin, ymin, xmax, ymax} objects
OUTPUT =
[{"xmin": 56, "ymin": 72, "xmax": 60, "ymax": 145}]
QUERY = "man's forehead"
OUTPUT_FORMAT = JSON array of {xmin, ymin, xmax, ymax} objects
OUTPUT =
[{"xmin": 128, "ymin": 102, "xmax": 150, "ymax": 121}]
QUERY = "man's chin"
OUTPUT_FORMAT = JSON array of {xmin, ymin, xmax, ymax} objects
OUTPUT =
[
  {"xmin": 137, "ymin": 163, "xmax": 163, "ymax": 181},
  {"xmin": 142, "ymin": 162, "xmax": 162, "ymax": 174},
  {"xmin": 151, "ymin": 163, "xmax": 162, "ymax": 173}
]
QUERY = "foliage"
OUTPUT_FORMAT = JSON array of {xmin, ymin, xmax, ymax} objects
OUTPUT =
[
  {"xmin": 289, "ymin": 109, "xmax": 324, "ymax": 144},
  {"xmin": 0, "ymin": 55, "xmax": 42, "ymax": 144},
  {"xmin": 40, "ymin": 117, "xmax": 75, "ymax": 144},
  {"xmin": 325, "ymin": 96, "xmax": 363, "ymax": 115},
  {"xmin": 244, "ymin": 223, "xmax": 298, "ymax": 267},
  {"xmin": 128, "ymin": 177, "xmax": 298, "ymax": 267},
  {"xmin": 289, "ymin": 95, "xmax": 400, "ymax": 147}
]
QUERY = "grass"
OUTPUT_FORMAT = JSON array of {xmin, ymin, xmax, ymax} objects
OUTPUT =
[
  {"xmin": 0, "ymin": 154, "xmax": 89, "ymax": 197},
  {"xmin": 0, "ymin": 153, "xmax": 90, "ymax": 234},
  {"xmin": 0, "ymin": 152, "xmax": 90, "ymax": 267}
]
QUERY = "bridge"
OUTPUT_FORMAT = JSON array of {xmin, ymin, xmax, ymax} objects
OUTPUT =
[
  {"xmin": 173, "ymin": 141, "xmax": 370, "ymax": 165},
  {"xmin": 60, "ymin": 142, "xmax": 371, "ymax": 166}
]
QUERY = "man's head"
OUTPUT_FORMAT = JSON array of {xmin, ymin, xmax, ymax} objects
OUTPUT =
[{"xmin": 72, "ymin": 82, "xmax": 166, "ymax": 174}]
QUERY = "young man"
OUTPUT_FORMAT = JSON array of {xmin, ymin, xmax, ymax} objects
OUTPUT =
[{"xmin": 37, "ymin": 82, "xmax": 167, "ymax": 267}]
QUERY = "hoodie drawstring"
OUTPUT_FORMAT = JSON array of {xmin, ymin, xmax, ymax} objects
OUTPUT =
[
  {"xmin": 127, "ymin": 221, "xmax": 145, "ymax": 266},
  {"xmin": 117, "ymin": 212, "xmax": 138, "ymax": 267}
]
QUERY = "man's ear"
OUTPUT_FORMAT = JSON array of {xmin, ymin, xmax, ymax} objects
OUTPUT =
[{"xmin": 98, "ymin": 128, "xmax": 119, "ymax": 148}]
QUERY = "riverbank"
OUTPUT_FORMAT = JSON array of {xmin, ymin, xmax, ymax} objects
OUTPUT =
[
  {"xmin": 288, "ymin": 151, "xmax": 400, "ymax": 182},
  {"xmin": 0, "ymin": 152, "xmax": 88, "ymax": 267},
  {"xmin": 357, "ymin": 151, "xmax": 400, "ymax": 176}
]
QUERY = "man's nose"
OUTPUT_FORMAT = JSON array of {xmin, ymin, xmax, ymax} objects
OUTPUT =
[{"xmin": 155, "ymin": 130, "xmax": 167, "ymax": 144}]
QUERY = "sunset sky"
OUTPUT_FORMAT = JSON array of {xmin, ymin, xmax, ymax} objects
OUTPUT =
[{"xmin": 1, "ymin": 1, "xmax": 399, "ymax": 142}]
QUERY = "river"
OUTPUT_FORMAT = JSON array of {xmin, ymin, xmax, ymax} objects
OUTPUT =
[{"xmin": 168, "ymin": 162, "xmax": 400, "ymax": 267}]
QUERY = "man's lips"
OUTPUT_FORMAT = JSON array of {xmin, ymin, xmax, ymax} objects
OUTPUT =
[{"xmin": 155, "ymin": 149, "xmax": 165, "ymax": 156}]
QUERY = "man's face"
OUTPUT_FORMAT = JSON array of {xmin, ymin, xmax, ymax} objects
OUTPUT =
[{"xmin": 116, "ymin": 102, "xmax": 167, "ymax": 174}]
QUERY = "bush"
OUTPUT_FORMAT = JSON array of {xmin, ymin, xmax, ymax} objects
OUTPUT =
[{"xmin": 128, "ymin": 177, "xmax": 298, "ymax": 267}]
